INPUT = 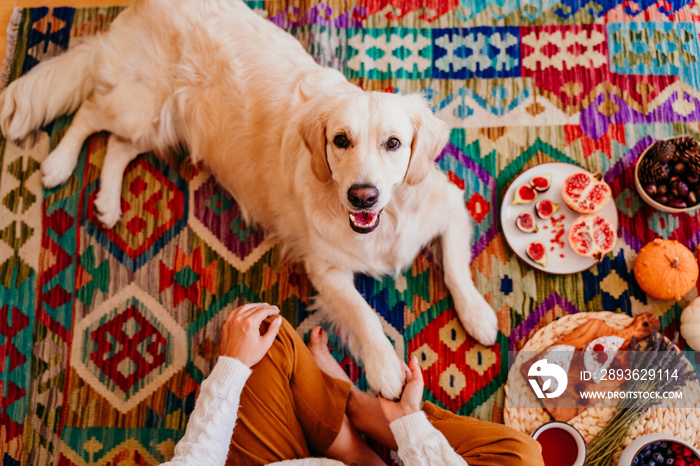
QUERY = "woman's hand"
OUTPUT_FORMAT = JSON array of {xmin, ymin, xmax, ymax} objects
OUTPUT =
[
  {"xmin": 220, "ymin": 303, "xmax": 282, "ymax": 368},
  {"xmin": 378, "ymin": 356, "xmax": 424, "ymax": 423}
]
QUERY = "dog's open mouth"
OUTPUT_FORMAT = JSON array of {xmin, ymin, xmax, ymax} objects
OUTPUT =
[{"xmin": 349, "ymin": 210, "xmax": 381, "ymax": 234}]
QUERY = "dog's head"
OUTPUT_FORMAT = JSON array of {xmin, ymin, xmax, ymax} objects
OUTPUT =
[{"xmin": 298, "ymin": 92, "xmax": 449, "ymax": 234}]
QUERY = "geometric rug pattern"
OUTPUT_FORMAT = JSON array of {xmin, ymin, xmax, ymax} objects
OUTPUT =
[{"xmin": 2, "ymin": 1, "xmax": 700, "ymax": 463}]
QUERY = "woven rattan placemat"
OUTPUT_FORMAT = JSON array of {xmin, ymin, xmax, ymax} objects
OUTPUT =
[{"xmin": 504, "ymin": 312, "xmax": 700, "ymax": 460}]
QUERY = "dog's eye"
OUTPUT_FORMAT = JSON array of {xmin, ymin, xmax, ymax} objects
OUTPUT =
[
  {"xmin": 386, "ymin": 137, "xmax": 401, "ymax": 151},
  {"xmin": 333, "ymin": 134, "xmax": 349, "ymax": 148}
]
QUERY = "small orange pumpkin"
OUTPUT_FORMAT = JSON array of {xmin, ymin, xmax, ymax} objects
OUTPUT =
[{"xmin": 633, "ymin": 238, "xmax": 699, "ymax": 301}]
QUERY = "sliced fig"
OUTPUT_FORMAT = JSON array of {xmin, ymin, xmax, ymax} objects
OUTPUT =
[
  {"xmin": 513, "ymin": 184, "xmax": 537, "ymax": 205},
  {"xmin": 526, "ymin": 242, "xmax": 547, "ymax": 267},
  {"xmin": 568, "ymin": 214, "xmax": 617, "ymax": 262},
  {"xmin": 535, "ymin": 199, "xmax": 560, "ymax": 219},
  {"xmin": 516, "ymin": 212, "xmax": 538, "ymax": 233},
  {"xmin": 530, "ymin": 174, "xmax": 552, "ymax": 192},
  {"xmin": 561, "ymin": 171, "xmax": 612, "ymax": 214}
]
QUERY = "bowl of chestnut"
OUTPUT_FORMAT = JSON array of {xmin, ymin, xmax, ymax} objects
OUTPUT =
[{"xmin": 635, "ymin": 135, "xmax": 700, "ymax": 213}]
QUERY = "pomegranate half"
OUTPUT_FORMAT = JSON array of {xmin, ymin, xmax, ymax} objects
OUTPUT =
[
  {"xmin": 568, "ymin": 214, "xmax": 617, "ymax": 262},
  {"xmin": 561, "ymin": 171, "xmax": 612, "ymax": 214}
]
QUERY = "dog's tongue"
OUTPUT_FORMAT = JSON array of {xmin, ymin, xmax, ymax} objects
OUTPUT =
[{"xmin": 350, "ymin": 211, "xmax": 379, "ymax": 229}]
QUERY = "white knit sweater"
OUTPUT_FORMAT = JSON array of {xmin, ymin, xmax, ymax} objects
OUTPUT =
[{"xmin": 161, "ymin": 356, "xmax": 467, "ymax": 465}]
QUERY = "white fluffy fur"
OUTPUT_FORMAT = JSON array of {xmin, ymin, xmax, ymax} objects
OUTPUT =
[{"xmin": 0, "ymin": 0, "xmax": 498, "ymax": 398}]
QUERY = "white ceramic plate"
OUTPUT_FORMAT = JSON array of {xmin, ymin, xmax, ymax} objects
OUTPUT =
[{"xmin": 500, "ymin": 162, "xmax": 619, "ymax": 274}]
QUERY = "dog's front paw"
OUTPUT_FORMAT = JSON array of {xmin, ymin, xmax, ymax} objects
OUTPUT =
[
  {"xmin": 41, "ymin": 147, "xmax": 77, "ymax": 188},
  {"xmin": 362, "ymin": 340, "xmax": 406, "ymax": 400},
  {"xmin": 455, "ymin": 293, "xmax": 498, "ymax": 346},
  {"xmin": 94, "ymin": 190, "xmax": 122, "ymax": 228},
  {"xmin": 462, "ymin": 308, "xmax": 498, "ymax": 346}
]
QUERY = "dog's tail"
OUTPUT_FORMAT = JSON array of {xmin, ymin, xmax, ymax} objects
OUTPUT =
[{"xmin": 0, "ymin": 37, "xmax": 98, "ymax": 141}]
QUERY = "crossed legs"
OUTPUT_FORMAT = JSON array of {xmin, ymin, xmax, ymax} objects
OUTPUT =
[{"xmin": 227, "ymin": 318, "xmax": 543, "ymax": 466}]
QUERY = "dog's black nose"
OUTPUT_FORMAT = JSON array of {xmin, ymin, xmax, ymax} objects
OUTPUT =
[{"xmin": 348, "ymin": 184, "xmax": 379, "ymax": 209}]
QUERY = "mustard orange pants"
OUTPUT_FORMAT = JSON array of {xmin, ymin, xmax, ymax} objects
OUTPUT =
[{"xmin": 227, "ymin": 318, "xmax": 544, "ymax": 465}]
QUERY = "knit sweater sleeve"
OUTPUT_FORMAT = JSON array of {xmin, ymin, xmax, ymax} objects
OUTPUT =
[
  {"xmin": 161, "ymin": 356, "xmax": 251, "ymax": 466},
  {"xmin": 390, "ymin": 411, "xmax": 468, "ymax": 466}
]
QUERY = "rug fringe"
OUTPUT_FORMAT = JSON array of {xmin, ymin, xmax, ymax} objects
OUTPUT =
[{"xmin": 1, "ymin": 7, "xmax": 23, "ymax": 91}]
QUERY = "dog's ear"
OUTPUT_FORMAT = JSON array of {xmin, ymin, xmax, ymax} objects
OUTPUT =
[
  {"xmin": 298, "ymin": 98, "xmax": 332, "ymax": 183},
  {"xmin": 405, "ymin": 94, "xmax": 449, "ymax": 186}
]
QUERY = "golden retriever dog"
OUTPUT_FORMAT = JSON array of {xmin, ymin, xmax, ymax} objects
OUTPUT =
[{"xmin": 0, "ymin": 0, "xmax": 497, "ymax": 398}]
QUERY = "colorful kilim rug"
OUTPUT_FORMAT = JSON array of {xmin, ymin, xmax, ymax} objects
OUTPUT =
[{"xmin": 2, "ymin": 1, "xmax": 700, "ymax": 464}]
